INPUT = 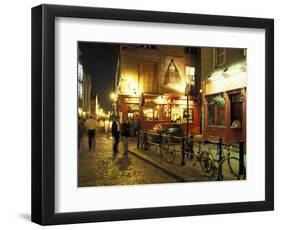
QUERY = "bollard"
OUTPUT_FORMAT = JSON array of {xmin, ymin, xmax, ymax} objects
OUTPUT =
[
  {"xmin": 160, "ymin": 133, "xmax": 162, "ymax": 157},
  {"xmin": 190, "ymin": 135, "xmax": 194, "ymax": 160},
  {"xmin": 239, "ymin": 141, "xmax": 245, "ymax": 176},
  {"xmin": 181, "ymin": 136, "xmax": 185, "ymax": 166},
  {"xmin": 217, "ymin": 138, "xmax": 223, "ymax": 181},
  {"xmin": 143, "ymin": 131, "xmax": 148, "ymax": 150},
  {"xmin": 137, "ymin": 130, "xmax": 140, "ymax": 149},
  {"xmin": 160, "ymin": 133, "xmax": 164, "ymax": 158}
]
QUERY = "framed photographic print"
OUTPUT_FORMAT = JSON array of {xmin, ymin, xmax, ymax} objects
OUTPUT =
[{"xmin": 31, "ymin": 4, "xmax": 274, "ymax": 225}]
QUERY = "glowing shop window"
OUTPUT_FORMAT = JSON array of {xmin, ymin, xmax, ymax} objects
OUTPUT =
[{"xmin": 143, "ymin": 108, "xmax": 153, "ymax": 121}]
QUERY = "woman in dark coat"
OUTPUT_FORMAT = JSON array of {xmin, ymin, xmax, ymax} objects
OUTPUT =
[{"xmin": 111, "ymin": 118, "xmax": 120, "ymax": 153}]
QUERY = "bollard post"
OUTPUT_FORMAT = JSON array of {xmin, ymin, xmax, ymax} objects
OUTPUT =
[
  {"xmin": 143, "ymin": 131, "xmax": 148, "ymax": 150},
  {"xmin": 181, "ymin": 136, "xmax": 185, "ymax": 166},
  {"xmin": 160, "ymin": 133, "xmax": 163, "ymax": 158},
  {"xmin": 239, "ymin": 141, "xmax": 245, "ymax": 175},
  {"xmin": 217, "ymin": 138, "xmax": 223, "ymax": 181},
  {"xmin": 137, "ymin": 130, "xmax": 140, "ymax": 149},
  {"xmin": 190, "ymin": 135, "xmax": 194, "ymax": 160}
]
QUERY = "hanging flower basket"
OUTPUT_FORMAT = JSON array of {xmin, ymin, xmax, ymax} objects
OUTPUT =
[{"xmin": 211, "ymin": 95, "xmax": 225, "ymax": 106}]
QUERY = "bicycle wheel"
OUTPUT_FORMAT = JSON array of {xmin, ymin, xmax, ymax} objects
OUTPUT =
[
  {"xmin": 185, "ymin": 148, "xmax": 194, "ymax": 161},
  {"xmin": 141, "ymin": 141, "xmax": 148, "ymax": 150},
  {"xmin": 165, "ymin": 145, "xmax": 176, "ymax": 163},
  {"xmin": 151, "ymin": 144, "xmax": 158, "ymax": 152},
  {"xmin": 227, "ymin": 157, "xmax": 246, "ymax": 180},
  {"xmin": 200, "ymin": 151, "xmax": 214, "ymax": 178}
]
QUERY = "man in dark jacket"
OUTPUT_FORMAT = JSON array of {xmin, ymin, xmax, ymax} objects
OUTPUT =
[
  {"xmin": 111, "ymin": 117, "xmax": 120, "ymax": 153},
  {"xmin": 121, "ymin": 118, "xmax": 131, "ymax": 154}
]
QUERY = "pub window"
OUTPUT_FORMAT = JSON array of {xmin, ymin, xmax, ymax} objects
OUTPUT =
[
  {"xmin": 206, "ymin": 94, "xmax": 225, "ymax": 126},
  {"xmin": 183, "ymin": 108, "xmax": 194, "ymax": 124},
  {"xmin": 230, "ymin": 93, "xmax": 242, "ymax": 128},
  {"xmin": 143, "ymin": 105, "xmax": 164, "ymax": 121},
  {"xmin": 138, "ymin": 45, "xmax": 157, "ymax": 49},
  {"xmin": 139, "ymin": 62, "xmax": 157, "ymax": 93},
  {"xmin": 185, "ymin": 47, "xmax": 197, "ymax": 55},
  {"xmin": 154, "ymin": 105, "xmax": 164, "ymax": 120},
  {"xmin": 214, "ymin": 48, "xmax": 226, "ymax": 67},
  {"xmin": 171, "ymin": 106, "xmax": 193, "ymax": 124},
  {"xmin": 171, "ymin": 106, "xmax": 183, "ymax": 123},
  {"xmin": 128, "ymin": 112, "xmax": 134, "ymax": 119},
  {"xmin": 243, "ymin": 49, "xmax": 247, "ymax": 57},
  {"xmin": 185, "ymin": 66, "xmax": 196, "ymax": 95},
  {"xmin": 143, "ymin": 108, "xmax": 153, "ymax": 121}
]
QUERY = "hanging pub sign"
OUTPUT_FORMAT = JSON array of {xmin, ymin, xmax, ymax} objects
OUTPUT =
[{"xmin": 160, "ymin": 56, "xmax": 186, "ymax": 93}]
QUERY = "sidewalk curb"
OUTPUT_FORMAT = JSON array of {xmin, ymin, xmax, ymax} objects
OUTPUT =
[{"xmin": 129, "ymin": 149, "xmax": 185, "ymax": 182}]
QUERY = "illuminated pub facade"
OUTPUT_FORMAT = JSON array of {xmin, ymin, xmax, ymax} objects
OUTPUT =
[
  {"xmin": 201, "ymin": 48, "xmax": 247, "ymax": 143},
  {"xmin": 116, "ymin": 44, "xmax": 201, "ymax": 134}
]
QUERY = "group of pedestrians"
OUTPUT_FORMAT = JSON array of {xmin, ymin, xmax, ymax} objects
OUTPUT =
[{"xmin": 79, "ymin": 115, "xmax": 139, "ymax": 155}]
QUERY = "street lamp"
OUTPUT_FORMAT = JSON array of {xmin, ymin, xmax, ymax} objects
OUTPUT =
[
  {"xmin": 180, "ymin": 81, "xmax": 190, "ymax": 166},
  {"xmin": 110, "ymin": 92, "xmax": 117, "ymax": 101},
  {"xmin": 185, "ymin": 80, "xmax": 190, "ymax": 137}
]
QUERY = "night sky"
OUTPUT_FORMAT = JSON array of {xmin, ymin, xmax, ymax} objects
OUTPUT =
[{"xmin": 78, "ymin": 42, "xmax": 119, "ymax": 111}]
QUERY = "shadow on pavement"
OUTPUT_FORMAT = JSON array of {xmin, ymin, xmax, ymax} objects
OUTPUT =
[{"xmin": 116, "ymin": 154, "xmax": 132, "ymax": 171}]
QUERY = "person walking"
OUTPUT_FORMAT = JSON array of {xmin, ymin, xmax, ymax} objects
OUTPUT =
[
  {"xmin": 98, "ymin": 119, "xmax": 105, "ymax": 132},
  {"xmin": 78, "ymin": 117, "xmax": 84, "ymax": 151},
  {"xmin": 84, "ymin": 115, "xmax": 97, "ymax": 151},
  {"xmin": 121, "ymin": 118, "xmax": 131, "ymax": 155},
  {"xmin": 104, "ymin": 118, "xmax": 110, "ymax": 138},
  {"xmin": 111, "ymin": 117, "xmax": 120, "ymax": 153}
]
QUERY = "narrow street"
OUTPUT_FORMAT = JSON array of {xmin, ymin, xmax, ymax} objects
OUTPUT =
[
  {"xmin": 77, "ymin": 43, "xmax": 248, "ymax": 187},
  {"xmin": 78, "ymin": 131, "xmax": 179, "ymax": 187}
]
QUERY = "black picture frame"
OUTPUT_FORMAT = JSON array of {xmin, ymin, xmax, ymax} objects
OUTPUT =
[{"xmin": 31, "ymin": 4, "xmax": 274, "ymax": 225}]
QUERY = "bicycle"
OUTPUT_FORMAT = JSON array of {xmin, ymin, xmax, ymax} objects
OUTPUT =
[
  {"xmin": 202, "ymin": 138, "xmax": 246, "ymax": 181},
  {"xmin": 142, "ymin": 131, "xmax": 179, "ymax": 163},
  {"xmin": 141, "ymin": 131, "xmax": 159, "ymax": 153},
  {"xmin": 184, "ymin": 136, "xmax": 214, "ymax": 177},
  {"xmin": 161, "ymin": 134, "xmax": 180, "ymax": 163}
]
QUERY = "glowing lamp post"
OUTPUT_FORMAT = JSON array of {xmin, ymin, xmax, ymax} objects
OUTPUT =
[{"xmin": 185, "ymin": 81, "xmax": 190, "ymax": 137}]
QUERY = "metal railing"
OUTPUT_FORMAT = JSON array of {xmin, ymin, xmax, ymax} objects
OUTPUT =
[
  {"xmin": 140, "ymin": 130, "xmax": 182, "ymax": 163},
  {"xmin": 138, "ymin": 130, "xmax": 246, "ymax": 181}
]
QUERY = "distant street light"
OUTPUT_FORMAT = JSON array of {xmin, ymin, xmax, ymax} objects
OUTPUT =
[
  {"xmin": 110, "ymin": 92, "xmax": 117, "ymax": 101},
  {"xmin": 78, "ymin": 107, "xmax": 83, "ymax": 117}
]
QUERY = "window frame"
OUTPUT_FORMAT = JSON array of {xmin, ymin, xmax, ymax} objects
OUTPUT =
[
  {"xmin": 214, "ymin": 48, "xmax": 226, "ymax": 67},
  {"xmin": 206, "ymin": 94, "xmax": 226, "ymax": 128}
]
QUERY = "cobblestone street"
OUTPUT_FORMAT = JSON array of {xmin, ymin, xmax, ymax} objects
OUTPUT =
[{"xmin": 78, "ymin": 131, "xmax": 178, "ymax": 187}]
